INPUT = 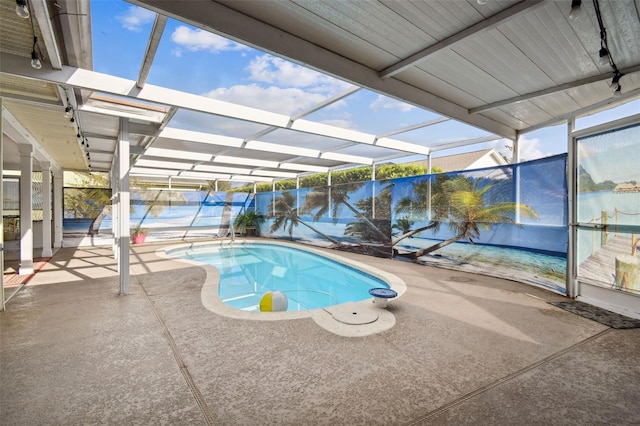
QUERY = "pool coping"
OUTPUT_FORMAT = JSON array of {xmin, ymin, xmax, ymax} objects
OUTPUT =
[{"xmin": 157, "ymin": 239, "xmax": 407, "ymax": 336}]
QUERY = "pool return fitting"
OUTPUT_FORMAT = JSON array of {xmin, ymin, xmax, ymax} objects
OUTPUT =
[{"xmin": 369, "ymin": 288, "xmax": 398, "ymax": 308}]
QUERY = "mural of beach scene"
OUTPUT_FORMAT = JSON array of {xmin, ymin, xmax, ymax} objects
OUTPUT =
[
  {"xmin": 63, "ymin": 189, "xmax": 253, "ymax": 245},
  {"xmin": 257, "ymin": 154, "xmax": 568, "ymax": 294},
  {"xmin": 577, "ymin": 122, "xmax": 640, "ymax": 296}
]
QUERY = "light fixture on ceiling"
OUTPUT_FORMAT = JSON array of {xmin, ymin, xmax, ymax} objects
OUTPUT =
[
  {"xmin": 15, "ymin": 0, "xmax": 29, "ymax": 18},
  {"xmin": 610, "ymin": 71, "xmax": 624, "ymax": 95},
  {"xmin": 598, "ymin": 47, "xmax": 610, "ymax": 65},
  {"xmin": 477, "ymin": 0, "xmax": 487, "ymax": 5},
  {"xmin": 593, "ymin": 0, "xmax": 623, "ymax": 96},
  {"xmin": 64, "ymin": 106, "xmax": 72, "ymax": 118},
  {"xmin": 30, "ymin": 36, "xmax": 42, "ymax": 69},
  {"xmin": 569, "ymin": 0, "xmax": 582, "ymax": 19}
]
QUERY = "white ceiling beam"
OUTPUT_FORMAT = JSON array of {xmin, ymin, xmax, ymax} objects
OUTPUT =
[
  {"xmin": 429, "ymin": 135, "xmax": 502, "ymax": 152},
  {"xmin": 137, "ymin": 14, "xmax": 167, "ymax": 88},
  {"xmin": 521, "ymin": 87, "xmax": 640, "ymax": 134},
  {"xmin": 471, "ymin": 64, "xmax": 640, "ymax": 114},
  {"xmin": 127, "ymin": 0, "xmax": 517, "ymax": 139},
  {"xmin": 1, "ymin": 54, "xmax": 436, "ymax": 156},
  {"xmin": 30, "ymin": 0, "xmax": 63, "ymax": 70},
  {"xmin": 376, "ymin": 117, "xmax": 450, "ymax": 139},
  {"xmin": 159, "ymin": 127, "xmax": 244, "ymax": 148}
]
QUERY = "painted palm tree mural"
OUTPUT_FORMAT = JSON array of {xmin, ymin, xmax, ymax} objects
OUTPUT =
[
  {"xmin": 395, "ymin": 175, "xmax": 538, "ymax": 260},
  {"xmin": 268, "ymin": 190, "xmax": 340, "ymax": 245},
  {"xmin": 265, "ymin": 172, "xmax": 538, "ymax": 262},
  {"xmin": 303, "ymin": 182, "xmax": 390, "ymax": 243}
]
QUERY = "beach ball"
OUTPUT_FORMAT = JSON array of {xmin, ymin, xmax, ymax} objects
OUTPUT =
[{"xmin": 259, "ymin": 291, "xmax": 288, "ymax": 312}]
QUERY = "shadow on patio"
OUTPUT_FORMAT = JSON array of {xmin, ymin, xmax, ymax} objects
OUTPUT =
[{"xmin": 1, "ymin": 240, "xmax": 639, "ymax": 425}]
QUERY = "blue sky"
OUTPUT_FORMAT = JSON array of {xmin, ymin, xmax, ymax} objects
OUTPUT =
[{"xmin": 90, "ymin": 0, "xmax": 640, "ymax": 163}]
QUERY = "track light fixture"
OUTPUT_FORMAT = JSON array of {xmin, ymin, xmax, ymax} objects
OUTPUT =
[
  {"xmin": 598, "ymin": 47, "xmax": 610, "ymax": 65},
  {"xmin": 569, "ymin": 0, "xmax": 581, "ymax": 19},
  {"xmin": 30, "ymin": 36, "xmax": 41, "ymax": 69},
  {"xmin": 592, "ymin": 0, "xmax": 623, "ymax": 96},
  {"xmin": 610, "ymin": 71, "xmax": 624, "ymax": 93},
  {"xmin": 15, "ymin": 0, "xmax": 29, "ymax": 18},
  {"xmin": 64, "ymin": 106, "xmax": 72, "ymax": 118},
  {"xmin": 477, "ymin": 0, "xmax": 487, "ymax": 5},
  {"xmin": 70, "ymin": 116, "xmax": 75, "ymax": 123}
]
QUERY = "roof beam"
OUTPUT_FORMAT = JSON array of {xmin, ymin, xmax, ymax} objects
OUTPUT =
[
  {"xmin": 1, "ymin": 54, "xmax": 433, "ymax": 155},
  {"xmin": 137, "ymin": 14, "xmax": 167, "ymax": 88},
  {"xmin": 30, "ymin": 0, "xmax": 63, "ymax": 70},
  {"xmin": 379, "ymin": 0, "xmax": 546, "ymax": 79},
  {"xmin": 376, "ymin": 117, "xmax": 450, "ymax": 139},
  {"xmin": 127, "ymin": 0, "xmax": 516, "ymax": 139},
  {"xmin": 471, "ymin": 64, "xmax": 640, "ymax": 114},
  {"xmin": 521, "ymin": 87, "xmax": 640, "ymax": 134},
  {"xmin": 429, "ymin": 135, "xmax": 502, "ymax": 152}
]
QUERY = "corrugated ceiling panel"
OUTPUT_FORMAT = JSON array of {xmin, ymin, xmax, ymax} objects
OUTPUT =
[
  {"xmin": 453, "ymin": 28, "xmax": 554, "ymax": 95},
  {"xmin": 418, "ymin": 50, "xmax": 517, "ymax": 103}
]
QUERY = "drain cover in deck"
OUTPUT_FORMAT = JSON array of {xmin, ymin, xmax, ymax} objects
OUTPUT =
[{"xmin": 325, "ymin": 302, "xmax": 379, "ymax": 325}]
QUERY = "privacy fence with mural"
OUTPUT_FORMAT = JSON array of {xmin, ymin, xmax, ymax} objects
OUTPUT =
[
  {"xmin": 256, "ymin": 154, "xmax": 568, "ymax": 294},
  {"xmin": 62, "ymin": 155, "xmax": 568, "ymax": 293},
  {"xmin": 63, "ymin": 183, "xmax": 253, "ymax": 240}
]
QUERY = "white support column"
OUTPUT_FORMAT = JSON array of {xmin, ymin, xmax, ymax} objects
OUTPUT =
[
  {"xmin": 52, "ymin": 169, "xmax": 63, "ymax": 249},
  {"xmin": 566, "ymin": 118, "xmax": 577, "ymax": 298},
  {"xmin": 117, "ymin": 119, "xmax": 130, "ymax": 294},
  {"xmin": 327, "ymin": 171, "xmax": 332, "ymax": 219},
  {"xmin": 512, "ymin": 133, "xmax": 521, "ymax": 164},
  {"xmin": 18, "ymin": 144, "xmax": 34, "ymax": 275},
  {"xmin": 1, "ymin": 99, "xmax": 5, "ymax": 311},
  {"xmin": 427, "ymin": 153, "xmax": 433, "ymax": 221},
  {"xmin": 40, "ymin": 161, "xmax": 52, "ymax": 257},
  {"xmin": 371, "ymin": 163, "xmax": 376, "ymax": 219},
  {"xmin": 111, "ymin": 156, "xmax": 118, "ymax": 261},
  {"xmin": 513, "ymin": 135, "xmax": 521, "ymax": 224}
]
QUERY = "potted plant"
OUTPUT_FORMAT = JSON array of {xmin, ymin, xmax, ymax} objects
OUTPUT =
[
  {"xmin": 131, "ymin": 226, "xmax": 148, "ymax": 245},
  {"xmin": 233, "ymin": 211, "xmax": 265, "ymax": 236}
]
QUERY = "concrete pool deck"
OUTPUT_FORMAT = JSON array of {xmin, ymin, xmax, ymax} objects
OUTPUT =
[{"xmin": 2, "ymin": 239, "xmax": 639, "ymax": 425}]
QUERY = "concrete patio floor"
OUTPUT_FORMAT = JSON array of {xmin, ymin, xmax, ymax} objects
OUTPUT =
[{"xmin": 1, "ymin": 240, "xmax": 639, "ymax": 425}]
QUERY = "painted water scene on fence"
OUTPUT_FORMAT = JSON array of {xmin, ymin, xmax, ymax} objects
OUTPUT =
[
  {"xmin": 577, "ymin": 123, "xmax": 640, "ymax": 295},
  {"xmin": 257, "ymin": 155, "xmax": 568, "ymax": 294}
]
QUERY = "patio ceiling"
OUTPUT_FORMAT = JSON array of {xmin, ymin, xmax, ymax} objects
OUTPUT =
[{"xmin": 1, "ymin": 0, "xmax": 640, "ymax": 184}]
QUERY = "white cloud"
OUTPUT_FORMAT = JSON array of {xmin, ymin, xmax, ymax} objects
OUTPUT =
[
  {"xmin": 247, "ymin": 55, "xmax": 351, "ymax": 93},
  {"xmin": 117, "ymin": 6, "xmax": 155, "ymax": 32},
  {"xmin": 370, "ymin": 95, "xmax": 415, "ymax": 112},
  {"xmin": 171, "ymin": 26, "xmax": 249, "ymax": 53},
  {"xmin": 203, "ymin": 84, "xmax": 327, "ymax": 116}
]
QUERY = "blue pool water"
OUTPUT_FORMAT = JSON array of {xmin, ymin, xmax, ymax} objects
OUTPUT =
[{"xmin": 173, "ymin": 243, "xmax": 390, "ymax": 312}]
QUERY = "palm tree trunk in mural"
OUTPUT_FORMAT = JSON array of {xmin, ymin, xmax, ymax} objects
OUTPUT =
[
  {"xmin": 396, "ymin": 176, "xmax": 538, "ymax": 260},
  {"xmin": 269, "ymin": 191, "xmax": 341, "ymax": 245},
  {"xmin": 219, "ymin": 191, "xmax": 235, "ymax": 238},
  {"xmin": 304, "ymin": 184, "xmax": 389, "ymax": 243},
  {"xmin": 391, "ymin": 222, "xmax": 438, "ymax": 246},
  {"xmin": 88, "ymin": 207, "xmax": 109, "ymax": 236}
]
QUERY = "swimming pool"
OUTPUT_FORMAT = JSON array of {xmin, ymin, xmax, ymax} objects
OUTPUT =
[{"xmin": 170, "ymin": 242, "xmax": 392, "ymax": 312}]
